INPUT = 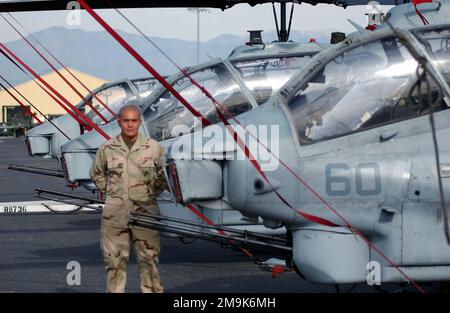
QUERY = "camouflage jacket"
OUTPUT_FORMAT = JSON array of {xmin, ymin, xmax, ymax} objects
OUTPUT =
[{"xmin": 90, "ymin": 133, "xmax": 166, "ymax": 227}]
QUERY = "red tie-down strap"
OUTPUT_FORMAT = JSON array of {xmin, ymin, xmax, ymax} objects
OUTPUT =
[
  {"xmin": 76, "ymin": 0, "xmax": 210, "ymax": 128},
  {"xmin": 5, "ymin": 13, "xmax": 118, "ymax": 120},
  {"xmin": 0, "ymin": 73, "xmax": 72, "ymax": 140},
  {"xmin": 0, "ymin": 80, "xmax": 42, "ymax": 124},
  {"xmin": 0, "ymin": 45, "xmax": 90, "ymax": 134},
  {"xmin": 413, "ymin": 0, "xmax": 432, "ymax": 25},
  {"xmin": 185, "ymin": 203, "xmax": 253, "ymax": 258},
  {"xmin": 0, "ymin": 15, "xmax": 109, "ymax": 124},
  {"xmin": 0, "ymin": 43, "xmax": 111, "ymax": 140},
  {"xmin": 0, "ymin": 44, "xmax": 91, "ymax": 132}
]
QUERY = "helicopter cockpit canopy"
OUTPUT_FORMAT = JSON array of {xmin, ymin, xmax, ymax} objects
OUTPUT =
[
  {"xmin": 80, "ymin": 82, "xmax": 133, "ymax": 124},
  {"xmin": 414, "ymin": 26, "xmax": 450, "ymax": 84},
  {"xmin": 143, "ymin": 62, "xmax": 251, "ymax": 141},
  {"xmin": 286, "ymin": 29, "xmax": 450, "ymax": 146},
  {"xmin": 231, "ymin": 55, "xmax": 315, "ymax": 105},
  {"xmin": 132, "ymin": 77, "xmax": 161, "ymax": 99},
  {"xmin": 128, "ymin": 77, "xmax": 161, "ymax": 108},
  {"xmin": 77, "ymin": 78, "xmax": 160, "ymax": 125}
]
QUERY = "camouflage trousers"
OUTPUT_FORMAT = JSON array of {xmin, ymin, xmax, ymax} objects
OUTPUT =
[{"xmin": 101, "ymin": 222, "xmax": 163, "ymax": 293}]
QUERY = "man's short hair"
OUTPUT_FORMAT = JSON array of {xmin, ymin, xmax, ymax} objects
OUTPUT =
[{"xmin": 118, "ymin": 105, "xmax": 142, "ymax": 119}]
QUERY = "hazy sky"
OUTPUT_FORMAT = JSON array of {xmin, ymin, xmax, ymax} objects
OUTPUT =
[{"xmin": 0, "ymin": 3, "xmax": 394, "ymax": 43}]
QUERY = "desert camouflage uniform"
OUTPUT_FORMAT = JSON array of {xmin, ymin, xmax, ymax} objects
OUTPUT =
[{"xmin": 90, "ymin": 133, "xmax": 166, "ymax": 293}]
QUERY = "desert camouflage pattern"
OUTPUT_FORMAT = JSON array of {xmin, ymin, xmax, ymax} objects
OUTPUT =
[
  {"xmin": 90, "ymin": 133, "xmax": 166, "ymax": 228},
  {"xmin": 90, "ymin": 133, "xmax": 166, "ymax": 293},
  {"xmin": 101, "ymin": 214, "xmax": 163, "ymax": 293}
]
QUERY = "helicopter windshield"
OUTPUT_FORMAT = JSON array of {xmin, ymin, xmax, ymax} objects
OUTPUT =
[
  {"xmin": 82, "ymin": 82, "xmax": 133, "ymax": 124},
  {"xmin": 143, "ymin": 63, "xmax": 252, "ymax": 141},
  {"xmin": 132, "ymin": 78, "xmax": 161, "ymax": 101},
  {"xmin": 232, "ymin": 55, "xmax": 314, "ymax": 105},
  {"xmin": 414, "ymin": 26, "xmax": 450, "ymax": 84},
  {"xmin": 287, "ymin": 37, "xmax": 449, "ymax": 145}
]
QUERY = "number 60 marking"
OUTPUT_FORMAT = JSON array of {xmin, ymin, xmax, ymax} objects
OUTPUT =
[{"xmin": 325, "ymin": 163, "xmax": 381, "ymax": 196}]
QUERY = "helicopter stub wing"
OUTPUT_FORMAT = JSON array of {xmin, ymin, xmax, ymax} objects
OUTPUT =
[{"xmin": 0, "ymin": 0, "xmax": 406, "ymax": 12}]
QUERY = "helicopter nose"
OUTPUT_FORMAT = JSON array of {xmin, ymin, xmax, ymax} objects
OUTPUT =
[
  {"xmin": 25, "ymin": 123, "xmax": 55, "ymax": 157},
  {"xmin": 25, "ymin": 114, "xmax": 80, "ymax": 159},
  {"xmin": 25, "ymin": 133, "xmax": 51, "ymax": 157}
]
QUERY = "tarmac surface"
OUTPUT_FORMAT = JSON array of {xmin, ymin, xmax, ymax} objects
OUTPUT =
[{"xmin": 0, "ymin": 137, "xmax": 439, "ymax": 293}]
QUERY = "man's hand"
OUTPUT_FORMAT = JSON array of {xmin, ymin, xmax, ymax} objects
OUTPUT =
[{"xmin": 90, "ymin": 147, "xmax": 107, "ymax": 192}]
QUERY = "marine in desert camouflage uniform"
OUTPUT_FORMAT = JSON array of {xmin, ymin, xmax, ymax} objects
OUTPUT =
[{"xmin": 90, "ymin": 105, "xmax": 166, "ymax": 293}]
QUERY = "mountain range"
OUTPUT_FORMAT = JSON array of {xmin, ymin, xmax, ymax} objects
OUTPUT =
[{"xmin": 1, "ymin": 26, "xmax": 337, "ymax": 86}]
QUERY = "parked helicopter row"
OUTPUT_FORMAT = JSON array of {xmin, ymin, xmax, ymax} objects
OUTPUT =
[
  {"xmin": 4, "ymin": 0, "xmax": 450, "ymax": 288},
  {"xmin": 25, "ymin": 34, "xmax": 327, "ymax": 240}
]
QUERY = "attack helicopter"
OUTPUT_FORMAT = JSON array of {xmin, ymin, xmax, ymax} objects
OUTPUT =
[{"xmin": 148, "ymin": 0, "xmax": 450, "ymax": 287}]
